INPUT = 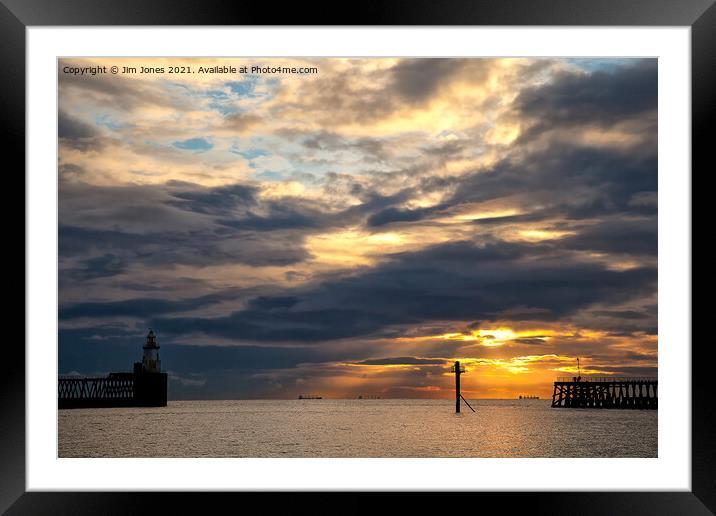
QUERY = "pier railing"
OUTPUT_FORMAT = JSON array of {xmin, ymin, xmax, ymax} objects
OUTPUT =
[
  {"xmin": 555, "ymin": 376, "xmax": 657, "ymax": 383},
  {"xmin": 58, "ymin": 377, "xmax": 135, "ymax": 400}
]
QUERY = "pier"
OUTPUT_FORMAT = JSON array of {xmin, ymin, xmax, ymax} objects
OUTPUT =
[
  {"xmin": 58, "ymin": 330, "xmax": 167, "ymax": 409},
  {"xmin": 58, "ymin": 372, "xmax": 167, "ymax": 409},
  {"xmin": 551, "ymin": 376, "xmax": 657, "ymax": 409}
]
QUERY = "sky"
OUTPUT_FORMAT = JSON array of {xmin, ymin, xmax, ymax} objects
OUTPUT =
[{"xmin": 58, "ymin": 57, "xmax": 657, "ymax": 400}]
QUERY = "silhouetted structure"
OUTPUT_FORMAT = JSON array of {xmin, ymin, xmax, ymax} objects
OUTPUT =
[
  {"xmin": 551, "ymin": 376, "xmax": 657, "ymax": 409},
  {"xmin": 451, "ymin": 361, "xmax": 464, "ymax": 413},
  {"xmin": 450, "ymin": 361, "xmax": 475, "ymax": 413},
  {"xmin": 58, "ymin": 330, "xmax": 167, "ymax": 409}
]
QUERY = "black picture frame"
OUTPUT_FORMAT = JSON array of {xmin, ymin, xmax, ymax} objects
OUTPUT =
[{"xmin": 3, "ymin": 0, "xmax": 711, "ymax": 513}]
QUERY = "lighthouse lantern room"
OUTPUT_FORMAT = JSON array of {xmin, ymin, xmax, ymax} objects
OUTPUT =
[{"xmin": 142, "ymin": 329, "xmax": 161, "ymax": 373}]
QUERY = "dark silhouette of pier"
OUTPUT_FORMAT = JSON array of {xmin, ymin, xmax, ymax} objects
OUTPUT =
[
  {"xmin": 58, "ymin": 330, "xmax": 167, "ymax": 409},
  {"xmin": 551, "ymin": 376, "xmax": 657, "ymax": 409}
]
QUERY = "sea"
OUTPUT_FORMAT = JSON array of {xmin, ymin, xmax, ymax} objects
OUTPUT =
[{"xmin": 58, "ymin": 399, "xmax": 657, "ymax": 458}]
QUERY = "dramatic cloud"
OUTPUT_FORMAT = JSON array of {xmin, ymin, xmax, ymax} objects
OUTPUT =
[
  {"xmin": 516, "ymin": 59, "xmax": 657, "ymax": 130},
  {"xmin": 58, "ymin": 57, "xmax": 658, "ymax": 399}
]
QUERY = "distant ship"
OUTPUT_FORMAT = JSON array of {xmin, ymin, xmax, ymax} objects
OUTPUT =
[
  {"xmin": 519, "ymin": 395, "xmax": 540, "ymax": 400},
  {"xmin": 298, "ymin": 394, "xmax": 322, "ymax": 399},
  {"xmin": 357, "ymin": 395, "xmax": 381, "ymax": 399}
]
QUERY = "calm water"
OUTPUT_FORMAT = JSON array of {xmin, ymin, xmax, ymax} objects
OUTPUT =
[{"xmin": 58, "ymin": 399, "xmax": 657, "ymax": 458}]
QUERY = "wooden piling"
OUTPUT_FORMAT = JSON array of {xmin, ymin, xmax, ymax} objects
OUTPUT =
[
  {"xmin": 451, "ymin": 360, "xmax": 466, "ymax": 413},
  {"xmin": 455, "ymin": 360, "xmax": 461, "ymax": 413}
]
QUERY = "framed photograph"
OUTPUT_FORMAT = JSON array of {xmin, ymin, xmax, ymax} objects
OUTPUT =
[{"xmin": 5, "ymin": 0, "xmax": 711, "ymax": 513}]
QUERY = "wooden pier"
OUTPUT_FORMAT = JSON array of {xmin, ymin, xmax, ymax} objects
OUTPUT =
[{"xmin": 551, "ymin": 376, "xmax": 657, "ymax": 410}]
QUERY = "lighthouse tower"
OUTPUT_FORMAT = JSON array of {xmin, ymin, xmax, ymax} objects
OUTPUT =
[{"xmin": 142, "ymin": 329, "xmax": 161, "ymax": 373}]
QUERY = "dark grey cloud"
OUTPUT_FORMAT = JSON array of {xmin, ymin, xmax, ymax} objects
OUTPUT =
[
  {"xmin": 367, "ymin": 206, "xmax": 431, "ymax": 227},
  {"xmin": 59, "ymin": 110, "xmax": 98, "ymax": 139},
  {"xmin": 357, "ymin": 122, "xmax": 656, "ymax": 233},
  {"xmin": 168, "ymin": 181, "xmax": 327, "ymax": 231},
  {"xmin": 152, "ymin": 306, "xmax": 408, "ymax": 343},
  {"xmin": 591, "ymin": 310, "xmax": 650, "ymax": 320},
  {"xmin": 59, "ymin": 163, "xmax": 89, "ymax": 181},
  {"xmin": 389, "ymin": 58, "xmax": 472, "ymax": 103},
  {"xmin": 59, "ymin": 289, "xmax": 244, "ymax": 320},
  {"xmin": 590, "ymin": 365, "xmax": 658, "ymax": 376},
  {"xmin": 167, "ymin": 183, "xmax": 258, "ymax": 215},
  {"xmin": 58, "ymin": 110, "xmax": 105, "ymax": 151},
  {"xmin": 68, "ymin": 253, "xmax": 127, "ymax": 280},
  {"xmin": 58, "ymin": 180, "xmax": 319, "ymax": 276},
  {"xmin": 143, "ymin": 239, "xmax": 656, "ymax": 344},
  {"xmin": 59, "ymin": 224, "xmax": 310, "ymax": 270},
  {"xmin": 516, "ymin": 59, "xmax": 657, "ymax": 133},
  {"xmin": 216, "ymin": 206, "xmax": 321, "ymax": 231},
  {"xmin": 449, "ymin": 144, "xmax": 657, "ymax": 221},
  {"xmin": 557, "ymin": 218, "xmax": 657, "ymax": 256},
  {"xmin": 247, "ymin": 296, "xmax": 300, "ymax": 311},
  {"xmin": 572, "ymin": 307, "xmax": 657, "ymax": 336},
  {"xmin": 356, "ymin": 357, "xmax": 446, "ymax": 366}
]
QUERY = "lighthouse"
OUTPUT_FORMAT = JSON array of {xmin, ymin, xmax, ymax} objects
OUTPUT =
[
  {"xmin": 134, "ymin": 329, "xmax": 168, "ymax": 406},
  {"xmin": 59, "ymin": 329, "xmax": 167, "ymax": 408},
  {"xmin": 141, "ymin": 329, "xmax": 161, "ymax": 373}
]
